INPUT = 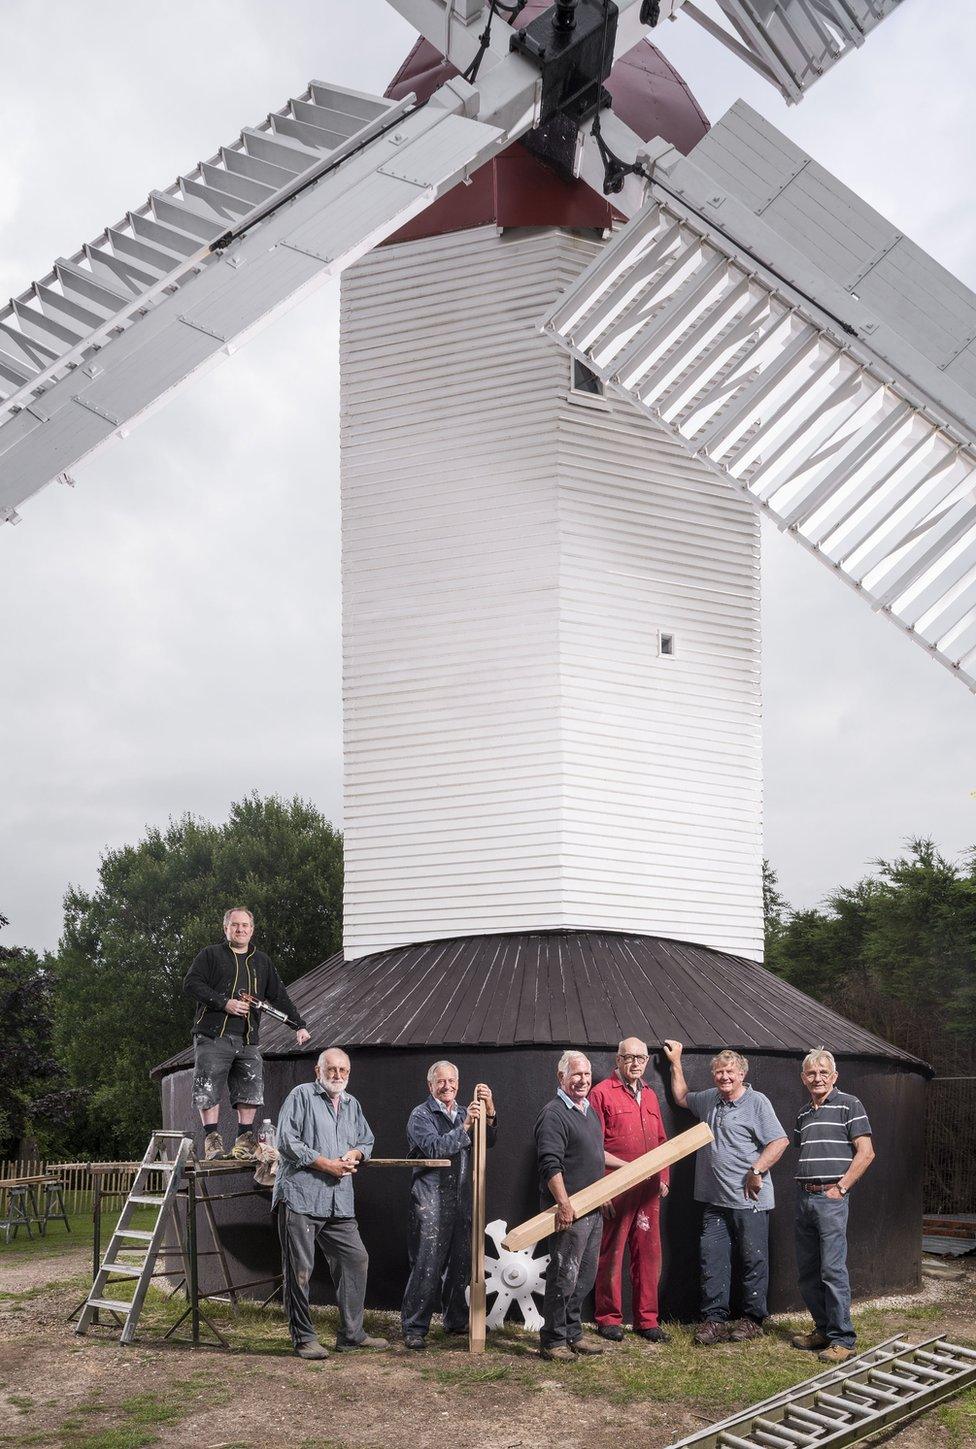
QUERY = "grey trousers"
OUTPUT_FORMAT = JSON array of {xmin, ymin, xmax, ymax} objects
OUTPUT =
[
  {"xmin": 277, "ymin": 1203, "xmax": 369, "ymax": 1348},
  {"xmin": 540, "ymin": 1211, "xmax": 602, "ymax": 1348}
]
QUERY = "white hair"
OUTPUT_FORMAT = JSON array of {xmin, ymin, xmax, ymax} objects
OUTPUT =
[
  {"xmin": 317, "ymin": 1047, "xmax": 351, "ymax": 1071},
  {"xmin": 802, "ymin": 1047, "xmax": 837, "ymax": 1074},
  {"xmin": 557, "ymin": 1049, "xmax": 590, "ymax": 1076},
  {"xmin": 223, "ymin": 906, "xmax": 254, "ymax": 929},
  {"xmin": 427, "ymin": 1059, "xmax": 459, "ymax": 1086}
]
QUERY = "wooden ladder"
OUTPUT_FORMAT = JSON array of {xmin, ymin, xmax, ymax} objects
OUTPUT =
[{"xmin": 75, "ymin": 1130, "xmax": 191, "ymax": 1344}]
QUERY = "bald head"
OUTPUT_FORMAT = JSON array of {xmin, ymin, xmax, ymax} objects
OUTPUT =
[{"xmin": 617, "ymin": 1036, "xmax": 649, "ymax": 1085}]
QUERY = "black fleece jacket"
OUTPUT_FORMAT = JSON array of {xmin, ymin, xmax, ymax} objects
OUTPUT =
[
  {"xmin": 534, "ymin": 1095, "xmax": 605, "ymax": 1206},
  {"xmin": 183, "ymin": 941, "xmax": 306, "ymax": 1045}
]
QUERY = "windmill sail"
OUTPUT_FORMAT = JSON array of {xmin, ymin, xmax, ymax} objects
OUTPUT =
[
  {"xmin": 666, "ymin": 0, "xmax": 907, "ymax": 102},
  {"xmin": 0, "ymin": 81, "xmax": 506, "ymax": 522},
  {"xmin": 543, "ymin": 101, "xmax": 976, "ymax": 691}
]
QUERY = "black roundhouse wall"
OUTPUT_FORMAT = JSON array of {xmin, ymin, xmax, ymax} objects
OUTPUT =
[{"xmin": 161, "ymin": 1048, "xmax": 925, "ymax": 1321}]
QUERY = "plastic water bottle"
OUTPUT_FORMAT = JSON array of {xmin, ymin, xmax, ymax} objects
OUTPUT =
[{"xmin": 258, "ymin": 1118, "xmax": 276, "ymax": 1150}]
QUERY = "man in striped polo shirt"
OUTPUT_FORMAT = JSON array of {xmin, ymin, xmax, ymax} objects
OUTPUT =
[{"xmin": 791, "ymin": 1048, "xmax": 875, "ymax": 1363}]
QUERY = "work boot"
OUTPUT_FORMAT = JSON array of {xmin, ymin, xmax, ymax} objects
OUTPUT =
[
  {"xmin": 404, "ymin": 1335, "xmax": 427, "ymax": 1351},
  {"xmin": 336, "ymin": 1334, "xmax": 390, "ymax": 1351},
  {"xmin": 694, "ymin": 1320, "xmax": 731, "ymax": 1346},
  {"xmin": 295, "ymin": 1340, "xmax": 329, "ymax": 1360},
  {"xmin": 635, "ymin": 1326, "xmax": 671, "ymax": 1343},
  {"xmin": 540, "ymin": 1344, "xmax": 577, "ymax": 1362},
  {"xmin": 597, "ymin": 1324, "xmax": 624, "ymax": 1342},
  {"xmin": 729, "ymin": 1318, "xmax": 764, "ymax": 1342},
  {"xmin": 569, "ymin": 1335, "xmax": 604, "ymax": 1356},
  {"xmin": 230, "ymin": 1129, "xmax": 258, "ymax": 1161},
  {"xmin": 818, "ymin": 1343, "xmax": 855, "ymax": 1363},
  {"xmin": 791, "ymin": 1329, "xmax": 829, "ymax": 1351},
  {"xmin": 203, "ymin": 1130, "xmax": 225, "ymax": 1160}
]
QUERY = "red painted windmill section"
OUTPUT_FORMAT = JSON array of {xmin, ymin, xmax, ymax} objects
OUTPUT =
[{"xmin": 383, "ymin": 11, "xmax": 710, "ymax": 244}]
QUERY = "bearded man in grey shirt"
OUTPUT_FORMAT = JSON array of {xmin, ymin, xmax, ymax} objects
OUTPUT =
[
  {"xmin": 274, "ymin": 1047, "xmax": 389, "ymax": 1360},
  {"xmin": 664, "ymin": 1040, "xmax": 789, "ymax": 1344}
]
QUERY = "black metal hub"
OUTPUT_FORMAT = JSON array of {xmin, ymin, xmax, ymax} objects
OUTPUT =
[{"xmin": 510, "ymin": 0, "xmax": 619, "ymax": 126}]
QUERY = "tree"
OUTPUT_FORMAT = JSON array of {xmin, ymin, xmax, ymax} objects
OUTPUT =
[
  {"xmin": 0, "ymin": 914, "xmax": 89, "ymax": 1159},
  {"xmin": 51, "ymin": 795, "xmax": 343, "ymax": 1156},
  {"xmin": 766, "ymin": 839, "xmax": 976, "ymax": 1072}
]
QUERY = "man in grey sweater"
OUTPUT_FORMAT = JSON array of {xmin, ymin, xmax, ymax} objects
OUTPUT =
[
  {"xmin": 535, "ymin": 1050, "xmax": 626, "ymax": 1361},
  {"xmin": 274, "ymin": 1048, "xmax": 389, "ymax": 1360}
]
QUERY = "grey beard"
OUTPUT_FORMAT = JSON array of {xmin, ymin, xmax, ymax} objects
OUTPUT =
[{"xmin": 320, "ymin": 1080, "xmax": 344, "ymax": 1097}]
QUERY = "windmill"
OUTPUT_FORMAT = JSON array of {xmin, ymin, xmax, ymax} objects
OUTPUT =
[{"xmin": 4, "ymin": 0, "xmax": 967, "ymax": 1313}]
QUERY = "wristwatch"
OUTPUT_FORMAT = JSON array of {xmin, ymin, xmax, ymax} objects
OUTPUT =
[
  {"xmin": 837, "ymin": 1183, "xmax": 848, "ymax": 1196},
  {"xmin": 749, "ymin": 1166, "xmax": 766, "ymax": 1178}
]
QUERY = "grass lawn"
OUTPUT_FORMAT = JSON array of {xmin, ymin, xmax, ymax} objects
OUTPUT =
[{"xmin": 2, "ymin": 1226, "xmax": 974, "ymax": 1448}]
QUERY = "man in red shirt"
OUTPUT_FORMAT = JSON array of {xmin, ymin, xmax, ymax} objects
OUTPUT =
[{"xmin": 589, "ymin": 1036, "xmax": 671, "ymax": 1343}]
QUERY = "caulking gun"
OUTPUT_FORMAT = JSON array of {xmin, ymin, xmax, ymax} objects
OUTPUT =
[{"xmin": 239, "ymin": 992, "xmax": 301, "ymax": 1029}]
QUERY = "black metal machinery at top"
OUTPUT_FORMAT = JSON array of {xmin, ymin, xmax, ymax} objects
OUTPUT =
[{"xmin": 511, "ymin": 0, "xmax": 620, "ymax": 124}]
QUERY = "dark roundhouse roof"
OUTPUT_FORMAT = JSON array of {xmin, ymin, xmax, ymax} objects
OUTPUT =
[{"xmin": 153, "ymin": 932, "xmax": 929, "ymax": 1078}]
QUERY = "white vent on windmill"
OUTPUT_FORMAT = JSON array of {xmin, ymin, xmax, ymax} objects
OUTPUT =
[{"xmin": 543, "ymin": 101, "xmax": 976, "ymax": 692}]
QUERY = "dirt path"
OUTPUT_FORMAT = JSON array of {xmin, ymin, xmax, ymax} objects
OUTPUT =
[{"xmin": 1, "ymin": 1246, "xmax": 973, "ymax": 1449}]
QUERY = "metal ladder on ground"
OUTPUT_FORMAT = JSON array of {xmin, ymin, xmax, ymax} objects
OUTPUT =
[
  {"xmin": 75, "ymin": 1130, "xmax": 192, "ymax": 1344},
  {"xmin": 666, "ymin": 1334, "xmax": 976, "ymax": 1449}
]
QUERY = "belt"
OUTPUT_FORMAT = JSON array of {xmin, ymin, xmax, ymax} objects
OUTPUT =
[{"xmin": 800, "ymin": 1181, "xmax": 839, "ymax": 1194}]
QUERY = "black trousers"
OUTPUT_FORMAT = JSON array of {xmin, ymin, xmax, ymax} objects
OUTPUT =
[{"xmin": 540, "ymin": 1211, "xmax": 602, "ymax": 1348}]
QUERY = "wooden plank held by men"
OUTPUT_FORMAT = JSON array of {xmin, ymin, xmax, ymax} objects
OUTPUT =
[
  {"xmin": 502, "ymin": 1121, "xmax": 713, "ymax": 1252},
  {"xmin": 468, "ymin": 1106, "xmax": 488, "ymax": 1355}
]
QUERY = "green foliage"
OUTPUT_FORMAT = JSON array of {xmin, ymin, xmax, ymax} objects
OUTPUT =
[
  {"xmin": 764, "ymin": 841, "xmax": 976, "ymax": 1070},
  {"xmin": 50, "ymin": 794, "xmax": 342, "ymax": 1155},
  {"xmin": 0, "ymin": 914, "xmax": 90, "ymax": 1158}
]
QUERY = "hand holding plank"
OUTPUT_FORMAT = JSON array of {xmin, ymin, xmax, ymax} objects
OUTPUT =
[{"xmin": 502, "ymin": 1121, "xmax": 713, "ymax": 1251}]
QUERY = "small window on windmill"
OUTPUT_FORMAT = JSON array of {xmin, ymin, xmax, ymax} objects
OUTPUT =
[
  {"xmin": 569, "ymin": 357, "xmax": 608, "ymax": 407},
  {"xmin": 658, "ymin": 630, "xmax": 676, "ymax": 659}
]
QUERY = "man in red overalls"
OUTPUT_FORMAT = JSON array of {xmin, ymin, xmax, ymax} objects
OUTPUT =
[{"xmin": 589, "ymin": 1036, "xmax": 671, "ymax": 1343}]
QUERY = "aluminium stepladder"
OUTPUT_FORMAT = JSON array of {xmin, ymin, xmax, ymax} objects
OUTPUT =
[{"xmin": 75, "ymin": 1130, "xmax": 192, "ymax": 1344}]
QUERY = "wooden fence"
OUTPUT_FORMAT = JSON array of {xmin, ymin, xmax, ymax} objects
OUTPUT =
[{"xmin": 0, "ymin": 1158, "xmax": 139, "ymax": 1215}]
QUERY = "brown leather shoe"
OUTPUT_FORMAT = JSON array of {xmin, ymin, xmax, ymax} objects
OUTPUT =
[
  {"xmin": 729, "ymin": 1317, "xmax": 764, "ymax": 1342},
  {"xmin": 569, "ymin": 1336, "xmax": 604, "ymax": 1356},
  {"xmin": 540, "ymin": 1344, "xmax": 577, "ymax": 1362},
  {"xmin": 818, "ymin": 1343, "xmax": 855, "ymax": 1363},
  {"xmin": 791, "ymin": 1329, "xmax": 829, "ymax": 1351},
  {"xmin": 694, "ymin": 1320, "xmax": 731, "ymax": 1346}
]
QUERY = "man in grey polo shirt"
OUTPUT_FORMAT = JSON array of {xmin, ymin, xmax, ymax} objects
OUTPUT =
[
  {"xmin": 274, "ymin": 1047, "xmax": 389, "ymax": 1360},
  {"xmin": 791, "ymin": 1048, "xmax": 875, "ymax": 1364},
  {"xmin": 664, "ymin": 1041, "xmax": 789, "ymax": 1344}
]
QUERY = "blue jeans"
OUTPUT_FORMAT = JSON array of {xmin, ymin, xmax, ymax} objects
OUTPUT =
[
  {"xmin": 699, "ymin": 1205, "xmax": 770, "ymax": 1323},
  {"xmin": 794, "ymin": 1192, "xmax": 855, "ymax": 1347}
]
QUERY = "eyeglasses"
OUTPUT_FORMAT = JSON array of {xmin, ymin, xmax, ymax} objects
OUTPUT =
[{"xmin": 618, "ymin": 1054, "xmax": 648, "ymax": 1064}]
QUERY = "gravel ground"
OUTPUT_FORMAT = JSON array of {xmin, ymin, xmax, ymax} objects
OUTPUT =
[{"xmin": 0, "ymin": 1245, "xmax": 973, "ymax": 1449}]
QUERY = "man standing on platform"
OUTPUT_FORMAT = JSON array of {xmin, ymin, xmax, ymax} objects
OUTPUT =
[
  {"xmin": 400, "ymin": 1061, "xmax": 497, "ymax": 1349},
  {"xmin": 535, "ymin": 1050, "xmax": 626, "ymax": 1361},
  {"xmin": 663, "ymin": 1039, "xmax": 789, "ymax": 1344},
  {"xmin": 790, "ymin": 1048, "xmax": 875, "ymax": 1364},
  {"xmin": 274, "ymin": 1047, "xmax": 389, "ymax": 1360},
  {"xmin": 589, "ymin": 1037, "xmax": 671, "ymax": 1344},
  {"xmin": 184, "ymin": 907, "xmax": 310, "ymax": 1160}
]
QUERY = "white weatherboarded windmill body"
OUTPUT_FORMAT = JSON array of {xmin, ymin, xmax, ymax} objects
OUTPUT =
[
  {"xmin": 3, "ymin": 0, "xmax": 972, "ymax": 964},
  {"xmin": 1, "ymin": 0, "xmax": 969, "ymax": 1313}
]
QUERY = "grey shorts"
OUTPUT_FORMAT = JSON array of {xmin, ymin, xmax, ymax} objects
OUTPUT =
[{"xmin": 191, "ymin": 1034, "xmax": 264, "ymax": 1110}]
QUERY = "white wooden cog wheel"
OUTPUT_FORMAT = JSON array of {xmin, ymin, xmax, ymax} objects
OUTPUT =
[{"xmin": 479, "ymin": 1218, "xmax": 550, "ymax": 1331}]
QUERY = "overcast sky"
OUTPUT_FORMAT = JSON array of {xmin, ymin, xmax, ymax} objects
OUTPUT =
[{"xmin": 1, "ymin": 0, "xmax": 974, "ymax": 953}]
